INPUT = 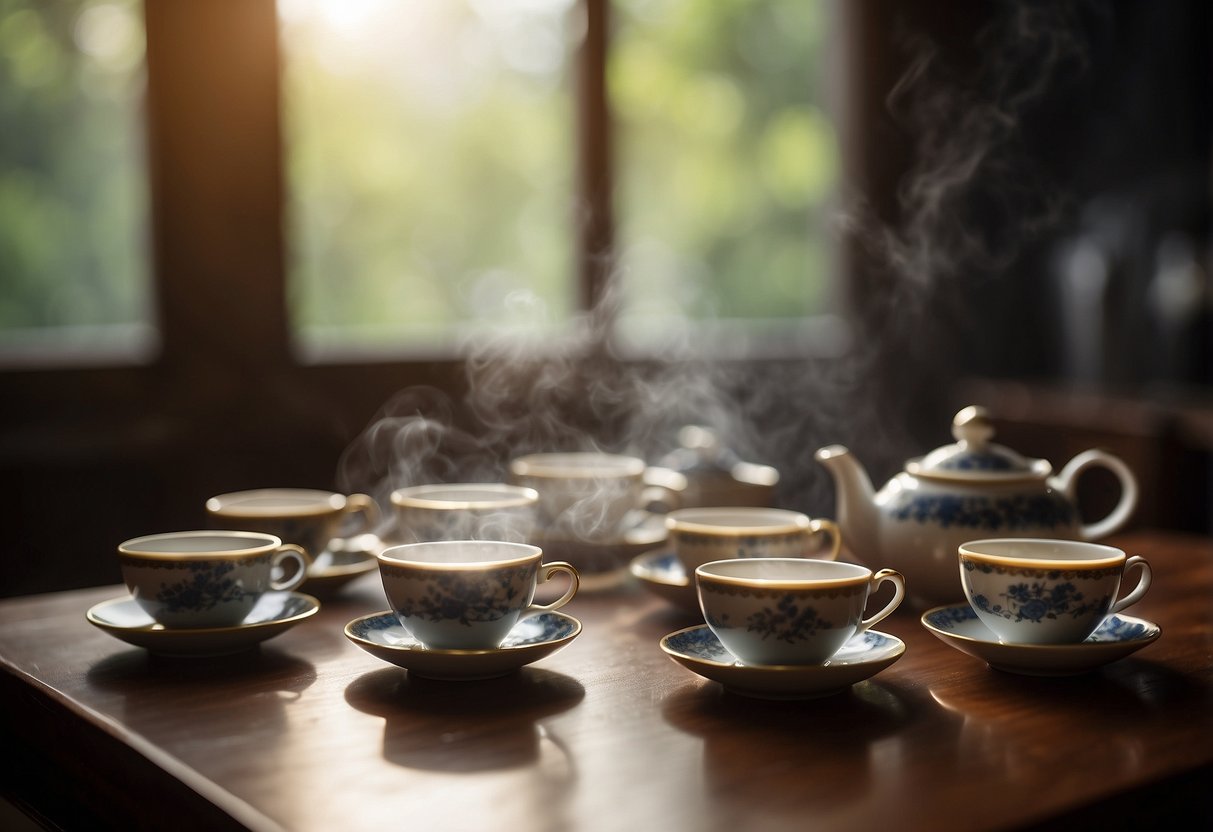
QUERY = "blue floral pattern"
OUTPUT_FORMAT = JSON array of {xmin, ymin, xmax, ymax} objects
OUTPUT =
[
  {"xmin": 667, "ymin": 625, "xmax": 735, "ymax": 663},
  {"xmin": 962, "ymin": 559, "xmax": 1112, "ymax": 623},
  {"xmin": 151, "ymin": 561, "xmax": 252, "ymax": 613},
  {"xmin": 677, "ymin": 530, "xmax": 801, "ymax": 559},
  {"xmin": 934, "ymin": 453, "xmax": 1015, "ymax": 471},
  {"xmin": 701, "ymin": 585, "xmax": 843, "ymax": 644},
  {"xmin": 930, "ymin": 605, "xmax": 980, "ymax": 628},
  {"xmin": 1089, "ymin": 615, "xmax": 1149, "ymax": 642},
  {"xmin": 925, "ymin": 606, "xmax": 1151, "ymax": 646},
  {"xmin": 120, "ymin": 555, "xmax": 271, "ymax": 613},
  {"xmin": 353, "ymin": 610, "xmax": 575, "ymax": 648},
  {"xmin": 667, "ymin": 626, "xmax": 895, "ymax": 663},
  {"xmin": 385, "ymin": 563, "xmax": 531, "ymax": 627},
  {"xmin": 891, "ymin": 493, "xmax": 1075, "ymax": 530}
]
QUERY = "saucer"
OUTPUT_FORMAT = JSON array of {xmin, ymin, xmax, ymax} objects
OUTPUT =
[
  {"xmin": 86, "ymin": 591, "xmax": 320, "ymax": 657},
  {"xmin": 920, "ymin": 604, "xmax": 1162, "ymax": 676},
  {"xmin": 628, "ymin": 549, "xmax": 698, "ymax": 613},
  {"xmin": 302, "ymin": 532, "xmax": 382, "ymax": 594},
  {"xmin": 344, "ymin": 610, "xmax": 582, "ymax": 681},
  {"xmin": 660, "ymin": 625, "xmax": 905, "ymax": 700},
  {"xmin": 537, "ymin": 511, "xmax": 668, "ymax": 590}
]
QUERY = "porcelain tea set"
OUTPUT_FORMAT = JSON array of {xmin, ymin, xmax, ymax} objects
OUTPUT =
[{"xmin": 85, "ymin": 407, "xmax": 1162, "ymax": 695}]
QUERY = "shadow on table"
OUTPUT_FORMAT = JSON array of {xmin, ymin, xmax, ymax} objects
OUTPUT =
[
  {"xmin": 85, "ymin": 647, "xmax": 318, "ymax": 749},
  {"xmin": 344, "ymin": 666, "xmax": 585, "ymax": 776},
  {"xmin": 661, "ymin": 679, "xmax": 917, "ymax": 809}
]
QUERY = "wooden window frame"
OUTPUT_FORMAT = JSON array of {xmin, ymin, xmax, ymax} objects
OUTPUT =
[{"xmin": 0, "ymin": 0, "xmax": 867, "ymax": 596}]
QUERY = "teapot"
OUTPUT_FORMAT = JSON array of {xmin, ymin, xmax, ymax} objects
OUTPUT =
[
  {"xmin": 657, "ymin": 425, "xmax": 779, "ymax": 508},
  {"xmin": 814, "ymin": 405, "xmax": 1138, "ymax": 607}
]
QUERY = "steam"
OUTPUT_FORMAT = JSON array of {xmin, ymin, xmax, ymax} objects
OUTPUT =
[
  {"xmin": 337, "ymin": 2, "xmax": 1094, "ymax": 538},
  {"xmin": 842, "ymin": 2, "xmax": 1091, "ymax": 298}
]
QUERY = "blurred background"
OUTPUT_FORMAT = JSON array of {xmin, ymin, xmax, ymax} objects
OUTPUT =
[{"xmin": 1, "ymin": 0, "xmax": 1210, "ymax": 597}]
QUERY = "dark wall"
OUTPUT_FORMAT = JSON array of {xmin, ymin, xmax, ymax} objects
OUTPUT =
[{"xmin": 838, "ymin": 0, "xmax": 1212, "ymax": 502}]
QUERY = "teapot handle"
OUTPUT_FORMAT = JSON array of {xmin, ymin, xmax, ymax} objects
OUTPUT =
[{"xmin": 1053, "ymin": 449, "xmax": 1139, "ymax": 540}]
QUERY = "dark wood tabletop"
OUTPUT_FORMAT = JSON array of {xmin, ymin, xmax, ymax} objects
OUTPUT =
[{"xmin": 2, "ymin": 529, "xmax": 1211, "ymax": 832}]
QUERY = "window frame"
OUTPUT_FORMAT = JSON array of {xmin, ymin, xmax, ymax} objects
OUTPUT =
[{"xmin": 0, "ymin": 0, "xmax": 867, "ymax": 598}]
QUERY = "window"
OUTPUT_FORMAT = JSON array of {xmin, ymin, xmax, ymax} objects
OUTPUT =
[
  {"xmin": 0, "ymin": 0, "xmax": 844, "ymax": 366},
  {"xmin": 276, "ymin": 0, "xmax": 842, "ymax": 360},
  {"xmin": 0, "ymin": 0, "xmax": 152, "ymax": 364},
  {"xmin": 279, "ymin": 0, "xmax": 578, "ymax": 358},
  {"xmin": 611, "ymin": 0, "xmax": 841, "ymax": 353},
  {"xmin": 0, "ymin": 0, "xmax": 847, "ymax": 596}
]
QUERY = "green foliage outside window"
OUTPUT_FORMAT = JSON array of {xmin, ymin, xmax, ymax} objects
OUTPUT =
[
  {"xmin": 612, "ymin": 0, "xmax": 839, "ymax": 332},
  {"xmin": 280, "ymin": 0, "xmax": 577, "ymax": 352},
  {"xmin": 0, "ymin": 0, "xmax": 148, "ymax": 339},
  {"xmin": 0, "ymin": 0, "xmax": 839, "ymax": 354}
]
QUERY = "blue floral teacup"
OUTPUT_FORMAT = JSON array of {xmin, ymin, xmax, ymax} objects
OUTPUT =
[
  {"xmin": 391, "ymin": 483, "xmax": 539, "ymax": 544},
  {"xmin": 667, "ymin": 507, "xmax": 842, "ymax": 574},
  {"xmin": 959, "ymin": 538, "xmax": 1152, "ymax": 645},
  {"xmin": 377, "ymin": 540, "xmax": 579, "ymax": 650},
  {"xmin": 695, "ymin": 558, "xmax": 905, "ymax": 665},
  {"xmin": 206, "ymin": 488, "xmax": 380, "ymax": 562},
  {"xmin": 118, "ymin": 530, "xmax": 310, "ymax": 628}
]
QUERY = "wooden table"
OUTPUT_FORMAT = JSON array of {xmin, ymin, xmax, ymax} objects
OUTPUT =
[{"xmin": 2, "ymin": 530, "xmax": 1211, "ymax": 832}]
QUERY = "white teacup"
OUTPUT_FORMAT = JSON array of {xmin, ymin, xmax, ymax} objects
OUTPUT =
[
  {"xmin": 377, "ymin": 540, "xmax": 579, "ymax": 650},
  {"xmin": 206, "ymin": 488, "xmax": 380, "ymax": 561},
  {"xmin": 509, "ymin": 452, "xmax": 679, "ymax": 544},
  {"xmin": 959, "ymin": 538, "xmax": 1152, "ymax": 645},
  {"xmin": 118, "ymin": 531, "xmax": 310, "ymax": 628},
  {"xmin": 696, "ymin": 558, "xmax": 905, "ymax": 665},
  {"xmin": 666, "ymin": 507, "xmax": 842, "ymax": 573},
  {"xmin": 391, "ymin": 483, "xmax": 538, "ymax": 544}
]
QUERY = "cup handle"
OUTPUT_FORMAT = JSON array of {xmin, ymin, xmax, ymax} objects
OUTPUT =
[
  {"xmin": 808, "ymin": 518, "xmax": 842, "ymax": 561},
  {"xmin": 524, "ymin": 561, "xmax": 580, "ymax": 616},
  {"xmin": 270, "ymin": 544, "xmax": 311, "ymax": 591},
  {"xmin": 1054, "ymin": 449, "xmax": 1139, "ymax": 540},
  {"xmin": 1108, "ymin": 555, "xmax": 1151, "ymax": 616},
  {"xmin": 343, "ymin": 493, "xmax": 382, "ymax": 533},
  {"xmin": 855, "ymin": 569, "xmax": 905, "ymax": 635},
  {"xmin": 641, "ymin": 467, "xmax": 686, "ymax": 514}
]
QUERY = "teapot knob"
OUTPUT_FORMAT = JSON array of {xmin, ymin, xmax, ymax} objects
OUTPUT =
[
  {"xmin": 952, "ymin": 405, "xmax": 994, "ymax": 448},
  {"xmin": 678, "ymin": 425, "xmax": 721, "ymax": 457}
]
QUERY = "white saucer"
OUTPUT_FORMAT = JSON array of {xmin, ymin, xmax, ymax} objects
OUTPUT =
[
  {"xmin": 537, "ymin": 511, "xmax": 668, "ymax": 589},
  {"xmin": 86, "ymin": 591, "xmax": 320, "ymax": 657},
  {"xmin": 303, "ymin": 533, "xmax": 381, "ymax": 594},
  {"xmin": 660, "ymin": 625, "xmax": 905, "ymax": 700},
  {"xmin": 920, "ymin": 603, "xmax": 1162, "ymax": 676},
  {"xmin": 344, "ymin": 610, "xmax": 582, "ymax": 681},
  {"xmin": 628, "ymin": 549, "xmax": 698, "ymax": 613}
]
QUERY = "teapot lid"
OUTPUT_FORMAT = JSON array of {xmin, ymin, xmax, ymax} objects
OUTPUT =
[
  {"xmin": 659, "ymin": 425, "xmax": 780, "ymax": 486},
  {"xmin": 660, "ymin": 425, "xmax": 736, "ymax": 475},
  {"xmin": 905, "ymin": 406, "xmax": 1051, "ymax": 480}
]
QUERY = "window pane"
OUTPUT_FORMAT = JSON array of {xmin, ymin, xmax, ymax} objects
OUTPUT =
[
  {"xmin": 610, "ymin": 0, "xmax": 841, "ymax": 350},
  {"xmin": 279, "ymin": 0, "xmax": 578, "ymax": 357},
  {"xmin": 0, "ymin": 0, "xmax": 152, "ymax": 359}
]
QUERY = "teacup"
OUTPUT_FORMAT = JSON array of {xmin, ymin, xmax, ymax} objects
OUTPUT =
[
  {"xmin": 509, "ymin": 452, "xmax": 680, "ymax": 544},
  {"xmin": 118, "ymin": 530, "xmax": 310, "ymax": 628},
  {"xmin": 206, "ymin": 488, "xmax": 380, "ymax": 561},
  {"xmin": 391, "ymin": 483, "xmax": 538, "ymax": 544},
  {"xmin": 377, "ymin": 540, "xmax": 579, "ymax": 650},
  {"xmin": 666, "ymin": 507, "xmax": 842, "ymax": 573},
  {"xmin": 696, "ymin": 558, "xmax": 905, "ymax": 665},
  {"xmin": 959, "ymin": 538, "xmax": 1152, "ymax": 645}
]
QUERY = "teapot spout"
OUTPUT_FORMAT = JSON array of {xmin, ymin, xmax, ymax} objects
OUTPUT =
[{"xmin": 814, "ymin": 445, "xmax": 879, "ymax": 562}]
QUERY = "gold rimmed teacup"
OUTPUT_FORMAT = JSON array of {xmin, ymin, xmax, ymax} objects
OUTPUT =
[
  {"xmin": 118, "ymin": 530, "xmax": 310, "ymax": 628},
  {"xmin": 391, "ymin": 482, "xmax": 538, "ymax": 543},
  {"xmin": 666, "ymin": 506, "xmax": 842, "ymax": 573}
]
